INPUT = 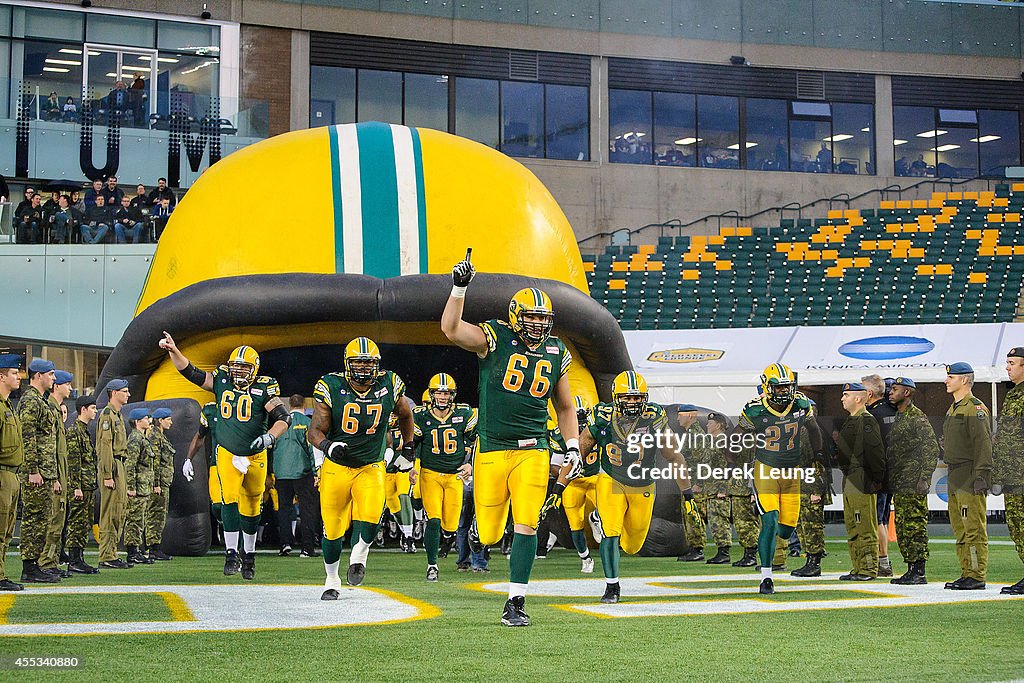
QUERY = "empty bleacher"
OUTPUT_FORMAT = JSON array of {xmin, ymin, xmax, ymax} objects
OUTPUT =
[{"xmin": 584, "ymin": 184, "xmax": 1024, "ymax": 330}]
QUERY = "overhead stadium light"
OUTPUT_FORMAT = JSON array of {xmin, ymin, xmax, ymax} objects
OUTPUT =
[
  {"xmin": 931, "ymin": 144, "xmax": 960, "ymax": 152},
  {"xmin": 916, "ymin": 129, "xmax": 947, "ymax": 138},
  {"xmin": 674, "ymin": 137, "xmax": 701, "ymax": 145},
  {"xmin": 970, "ymin": 135, "xmax": 1000, "ymax": 143},
  {"xmin": 824, "ymin": 134, "xmax": 853, "ymax": 142}
]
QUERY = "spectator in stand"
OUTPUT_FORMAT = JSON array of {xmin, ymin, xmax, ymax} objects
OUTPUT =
[
  {"xmin": 816, "ymin": 142, "xmax": 833, "ymax": 173},
  {"xmin": 910, "ymin": 155, "xmax": 929, "ymax": 177},
  {"xmin": 62, "ymin": 97, "xmax": 78, "ymax": 123},
  {"xmin": 81, "ymin": 194, "xmax": 112, "ymax": 244},
  {"xmin": 84, "ymin": 179, "xmax": 103, "ymax": 209},
  {"xmin": 50, "ymin": 194, "xmax": 77, "ymax": 244},
  {"xmin": 15, "ymin": 187, "xmax": 35, "ymax": 216},
  {"xmin": 148, "ymin": 178, "xmax": 176, "ymax": 208},
  {"xmin": 46, "ymin": 92, "xmax": 61, "ymax": 121},
  {"xmin": 152, "ymin": 197, "xmax": 173, "ymax": 240},
  {"xmin": 130, "ymin": 74, "xmax": 147, "ymax": 123},
  {"xmin": 100, "ymin": 175, "xmax": 124, "ymax": 207},
  {"xmin": 129, "ymin": 184, "xmax": 148, "ymax": 211},
  {"xmin": 16, "ymin": 193, "xmax": 44, "ymax": 244},
  {"xmin": 114, "ymin": 195, "xmax": 146, "ymax": 244},
  {"xmin": 105, "ymin": 81, "xmax": 130, "ymax": 119},
  {"xmin": 41, "ymin": 191, "xmax": 59, "ymax": 226}
]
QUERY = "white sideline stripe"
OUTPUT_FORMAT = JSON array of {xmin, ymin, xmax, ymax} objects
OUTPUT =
[
  {"xmin": 337, "ymin": 124, "xmax": 363, "ymax": 274},
  {"xmin": 390, "ymin": 124, "xmax": 420, "ymax": 276}
]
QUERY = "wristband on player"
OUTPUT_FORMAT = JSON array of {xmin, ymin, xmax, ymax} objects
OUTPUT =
[
  {"xmin": 565, "ymin": 438, "xmax": 580, "ymax": 452},
  {"xmin": 178, "ymin": 362, "xmax": 207, "ymax": 387},
  {"xmin": 317, "ymin": 438, "xmax": 333, "ymax": 454},
  {"xmin": 451, "ymin": 285, "xmax": 467, "ymax": 299},
  {"xmin": 682, "ymin": 488, "xmax": 694, "ymax": 500},
  {"xmin": 552, "ymin": 482, "xmax": 566, "ymax": 495}
]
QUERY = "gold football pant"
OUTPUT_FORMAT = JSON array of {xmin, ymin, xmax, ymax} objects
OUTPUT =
[
  {"xmin": 320, "ymin": 459, "xmax": 385, "ymax": 541},
  {"xmin": 215, "ymin": 446, "xmax": 267, "ymax": 518},
  {"xmin": 474, "ymin": 448, "xmax": 548, "ymax": 545},
  {"xmin": 752, "ymin": 461, "xmax": 802, "ymax": 529},
  {"xmin": 384, "ymin": 470, "xmax": 412, "ymax": 515},
  {"xmin": 420, "ymin": 468, "xmax": 464, "ymax": 532},
  {"xmin": 209, "ymin": 464, "xmax": 223, "ymax": 505},
  {"xmin": 563, "ymin": 474, "xmax": 599, "ymax": 531},
  {"xmin": 595, "ymin": 473, "xmax": 655, "ymax": 555}
]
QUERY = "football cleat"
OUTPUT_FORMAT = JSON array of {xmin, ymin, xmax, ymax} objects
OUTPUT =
[
  {"xmin": 501, "ymin": 596, "xmax": 531, "ymax": 627},
  {"xmin": 400, "ymin": 536, "xmax": 416, "ymax": 554},
  {"xmin": 279, "ymin": 545, "xmax": 292, "ymax": 557},
  {"xmin": 588, "ymin": 511, "xmax": 604, "ymax": 543},
  {"xmin": 468, "ymin": 523, "xmax": 484, "ymax": 554},
  {"xmin": 347, "ymin": 563, "xmax": 366, "ymax": 586},
  {"xmin": 426, "ymin": 566, "xmax": 439, "ymax": 582},
  {"xmin": 439, "ymin": 531, "xmax": 456, "ymax": 559},
  {"xmin": 612, "ymin": 371, "xmax": 649, "ymax": 417},
  {"xmin": 581, "ymin": 556, "xmax": 594, "ymax": 574},
  {"xmin": 600, "ymin": 582, "xmax": 620, "ymax": 604},
  {"xmin": 240, "ymin": 552, "xmax": 256, "ymax": 581},
  {"xmin": 413, "ymin": 519, "xmax": 425, "ymax": 541},
  {"xmin": 375, "ymin": 526, "xmax": 385, "ymax": 547},
  {"xmin": 759, "ymin": 578, "xmax": 775, "ymax": 595},
  {"xmin": 223, "ymin": 549, "xmax": 241, "ymax": 576},
  {"xmin": 321, "ymin": 589, "xmax": 340, "ymax": 601}
]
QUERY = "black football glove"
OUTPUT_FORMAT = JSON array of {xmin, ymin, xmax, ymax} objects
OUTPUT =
[
  {"xmin": 452, "ymin": 259, "xmax": 475, "ymax": 287},
  {"xmin": 318, "ymin": 439, "xmax": 348, "ymax": 461},
  {"xmin": 394, "ymin": 444, "xmax": 417, "ymax": 471}
]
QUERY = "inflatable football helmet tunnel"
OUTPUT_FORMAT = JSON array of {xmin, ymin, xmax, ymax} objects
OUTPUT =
[{"xmin": 96, "ymin": 122, "xmax": 636, "ymax": 555}]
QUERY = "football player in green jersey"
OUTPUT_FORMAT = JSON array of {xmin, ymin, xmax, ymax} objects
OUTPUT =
[
  {"xmin": 442, "ymin": 253, "xmax": 581, "ymax": 627},
  {"xmin": 412, "ymin": 373, "xmax": 477, "ymax": 581},
  {"xmin": 544, "ymin": 372, "xmax": 693, "ymax": 603},
  {"xmin": 383, "ymin": 411, "xmax": 416, "ymax": 552},
  {"xmin": 736, "ymin": 363, "xmax": 823, "ymax": 595},
  {"xmin": 307, "ymin": 337, "xmax": 415, "ymax": 600},
  {"xmin": 183, "ymin": 402, "xmax": 223, "ymax": 535},
  {"xmin": 161, "ymin": 333, "xmax": 290, "ymax": 580}
]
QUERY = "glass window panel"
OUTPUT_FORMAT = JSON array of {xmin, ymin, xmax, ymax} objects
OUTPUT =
[
  {"xmin": 501, "ymin": 81, "xmax": 543, "ymax": 158},
  {"xmin": 309, "ymin": 65, "xmax": 354, "ymax": 128},
  {"xmin": 87, "ymin": 15, "xmax": 156, "ymax": 49},
  {"xmin": 157, "ymin": 53, "xmax": 218, "ymax": 120},
  {"xmin": 697, "ymin": 94, "xmax": 738, "ymax": 169},
  {"xmin": 609, "ymin": 89, "xmax": 651, "ymax": 164},
  {"xmin": 938, "ymin": 109, "xmax": 977, "ymax": 126},
  {"xmin": 545, "ymin": 83, "xmax": 588, "ymax": 161},
  {"xmin": 455, "ymin": 77, "xmax": 498, "ymax": 149},
  {"xmin": 16, "ymin": 7, "xmax": 84, "ymax": 41},
  {"xmin": 791, "ymin": 101, "xmax": 831, "ymax": 118},
  {"xmin": 978, "ymin": 109, "xmax": 1020, "ymax": 176},
  {"xmin": 790, "ymin": 119, "xmax": 833, "ymax": 173},
  {"xmin": 22, "ymin": 40, "xmax": 84, "ymax": 120},
  {"xmin": 832, "ymin": 103, "xmax": 874, "ymax": 175},
  {"xmin": 404, "ymin": 72, "xmax": 448, "ymax": 131},
  {"xmin": 893, "ymin": 106, "xmax": 935, "ymax": 178},
  {"xmin": 0, "ymin": 6, "xmax": 10, "ymax": 37},
  {"xmin": 745, "ymin": 98, "xmax": 788, "ymax": 171},
  {"xmin": 935, "ymin": 126, "xmax": 978, "ymax": 178},
  {"xmin": 653, "ymin": 91, "xmax": 696, "ymax": 167},
  {"xmin": 357, "ymin": 69, "xmax": 402, "ymax": 124},
  {"xmin": 0, "ymin": 39, "xmax": 8, "ymax": 118},
  {"xmin": 158, "ymin": 21, "xmax": 219, "ymax": 53}
]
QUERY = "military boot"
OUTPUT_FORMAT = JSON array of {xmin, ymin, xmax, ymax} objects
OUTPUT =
[
  {"xmin": 706, "ymin": 546, "xmax": 731, "ymax": 564},
  {"xmin": 790, "ymin": 553, "xmax": 822, "ymax": 577},
  {"xmin": 68, "ymin": 547, "xmax": 99, "ymax": 575},
  {"xmin": 732, "ymin": 547, "xmax": 757, "ymax": 568},
  {"xmin": 891, "ymin": 560, "xmax": 927, "ymax": 585},
  {"xmin": 137, "ymin": 546, "xmax": 155, "ymax": 564},
  {"xmin": 21, "ymin": 560, "xmax": 59, "ymax": 584},
  {"xmin": 149, "ymin": 544, "xmax": 172, "ymax": 561}
]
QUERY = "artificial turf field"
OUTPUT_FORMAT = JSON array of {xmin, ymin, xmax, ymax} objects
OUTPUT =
[{"xmin": 2, "ymin": 537, "xmax": 1023, "ymax": 682}]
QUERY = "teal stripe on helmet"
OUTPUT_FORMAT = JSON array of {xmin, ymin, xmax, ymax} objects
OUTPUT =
[
  {"xmin": 356, "ymin": 122, "xmax": 401, "ymax": 278},
  {"xmin": 410, "ymin": 127, "xmax": 428, "ymax": 273},
  {"xmin": 327, "ymin": 125, "xmax": 345, "ymax": 274}
]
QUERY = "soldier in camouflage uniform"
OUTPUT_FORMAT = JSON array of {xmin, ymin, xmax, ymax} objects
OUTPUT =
[
  {"xmin": 727, "ymin": 428, "xmax": 760, "ymax": 568},
  {"xmin": 146, "ymin": 408, "xmax": 175, "ymax": 561},
  {"xmin": 792, "ymin": 426, "xmax": 832, "ymax": 577},
  {"xmin": 39, "ymin": 371, "xmax": 72, "ymax": 577},
  {"xmin": 0, "ymin": 354, "xmax": 26, "ymax": 591},
  {"xmin": 66, "ymin": 395, "xmax": 98, "ymax": 574},
  {"xmin": 887, "ymin": 377, "xmax": 939, "ymax": 585},
  {"xmin": 995, "ymin": 348, "xmax": 1024, "ymax": 595},
  {"xmin": 942, "ymin": 362, "xmax": 991, "ymax": 590},
  {"xmin": 17, "ymin": 359, "xmax": 61, "ymax": 584},
  {"xmin": 124, "ymin": 408, "xmax": 156, "ymax": 566},
  {"xmin": 703, "ymin": 413, "xmax": 734, "ymax": 564},
  {"xmin": 676, "ymin": 406, "xmax": 708, "ymax": 562}
]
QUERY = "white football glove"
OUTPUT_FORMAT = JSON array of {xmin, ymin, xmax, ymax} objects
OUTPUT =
[
  {"xmin": 383, "ymin": 447, "xmax": 396, "ymax": 468},
  {"xmin": 182, "ymin": 459, "xmax": 195, "ymax": 482},
  {"xmin": 231, "ymin": 454, "xmax": 250, "ymax": 474},
  {"xmin": 393, "ymin": 444, "xmax": 416, "ymax": 472},
  {"xmin": 563, "ymin": 443, "xmax": 583, "ymax": 480},
  {"xmin": 313, "ymin": 447, "xmax": 325, "ymax": 472},
  {"xmin": 250, "ymin": 432, "xmax": 275, "ymax": 452}
]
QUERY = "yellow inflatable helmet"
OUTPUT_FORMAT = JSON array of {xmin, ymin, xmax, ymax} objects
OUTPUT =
[
  {"xmin": 226, "ymin": 345, "xmax": 259, "ymax": 389},
  {"xmin": 573, "ymin": 395, "xmax": 592, "ymax": 429},
  {"xmin": 344, "ymin": 337, "xmax": 381, "ymax": 384},
  {"xmin": 760, "ymin": 363, "xmax": 797, "ymax": 409},
  {"xmin": 509, "ymin": 287, "xmax": 554, "ymax": 346},
  {"xmin": 427, "ymin": 373, "xmax": 456, "ymax": 410},
  {"xmin": 612, "ymin": 371, "xmax": 648, "ymax": 417}
]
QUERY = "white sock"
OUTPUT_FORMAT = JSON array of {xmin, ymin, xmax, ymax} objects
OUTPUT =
[
  {"xmin": 242, "ymin": 532, "xmax": 257, "ymax": 554},
  {"xmin": 508, "ymin": 582, "xmax": 528, "ymax": 599},
  {"xmin": 350, "ymin": 539, "xmax": 370, "ymax": 566},
  {"xmin": 879, "ymin": 555, "xmax": 890, "ymax": 568},
  {"xmin": 428, "ymin": 563, "xmax": 437, "ymax": 569},
  {"xmin": 224, "ymin": 531, "xmax": 239, "ymax": 551},
  {"xmin": 761, "ymin": 566, "xmax": 772, "ymax": 579},
  {"xmin": 292, "ymin": 520, "xmax": 298, "ymax": 535},
  {"xmin": 400, "ymin": 524, "xmax": 412, "ymax": 538},
  {"xmin": 579, "ymin": 550, "xmax": 590, "ymax": 559},
  {"xmin": 605, "ymin": 577, "xmax": 619, "ymax": 584},
  {"xmin": 324, "ymin": 560, "xmax": 341, "ymax": 588}
]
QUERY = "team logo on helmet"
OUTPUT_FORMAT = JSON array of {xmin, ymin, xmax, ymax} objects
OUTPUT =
[
  {"xmin": 428, "ymin": 373, "xmax": 457, "ymax": 411},
  {"xmin": 227, "ymin": 346, "xmax": 260, "ymax": 389},
  {"xmin": 612, "ymin": 371, "xmax": 648, "ymax": 417},
  {"xmin": 508, "ymin": 288, "xmax": 554, "ymax": 346},
  {"xmin": 760, "ymin": 363, "xmax": 797, "ymax": 409},
  {"xmin": 344, "ymin": 337, "xmax": 381, "ymax": 384}
]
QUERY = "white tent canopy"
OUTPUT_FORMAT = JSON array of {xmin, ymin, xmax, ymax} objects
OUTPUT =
[{"xmin": 624, "ymin": 322, "xmax": 1022, "ymax": 414}]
